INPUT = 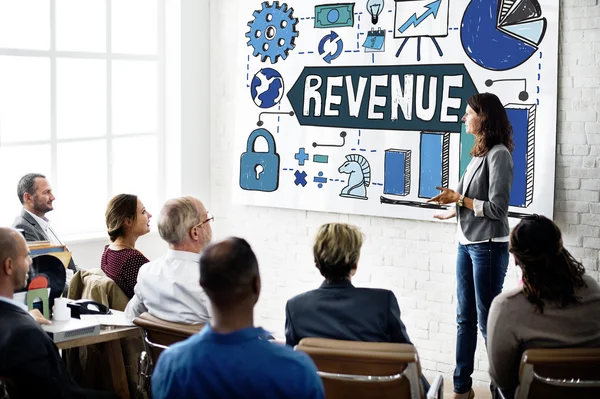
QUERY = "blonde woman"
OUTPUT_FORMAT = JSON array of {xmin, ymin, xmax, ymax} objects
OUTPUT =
[
  {"xmin": 101, "ymin": 194, "xmax": 152, "ymax": 298},
  {"xmin": 285, "ymin": 223, "xmax": 412, "ymax": 344},
  {"xmin": 285, "ymin": 223, "xmax": 429, "ymax": 391}
]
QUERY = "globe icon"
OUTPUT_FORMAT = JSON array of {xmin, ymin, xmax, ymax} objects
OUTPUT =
[{"xmin": 250, "ymin": 68, "xmax": 284, "ymax": 109}]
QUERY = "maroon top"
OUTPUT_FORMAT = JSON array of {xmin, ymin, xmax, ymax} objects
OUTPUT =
[{"xmin": 100, "ymin": 245, "xmax": 149, "ymax": 298}]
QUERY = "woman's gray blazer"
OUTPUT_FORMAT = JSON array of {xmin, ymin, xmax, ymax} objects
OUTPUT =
[{"xmin": 456, "ymin": 144, "xmax": 514, "ymax": 242}]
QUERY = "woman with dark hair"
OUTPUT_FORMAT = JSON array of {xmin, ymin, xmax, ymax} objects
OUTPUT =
[
  {"xmin": 101, "ymin": 194, "xmax": 152, "ymax": 298},
  {"xmin": 487, "ymin": 215, "xmax": 600, "ymax": 398},
  {"xmin": 429, "ymin": 93, "xmax": 515, "ymax": 399}
]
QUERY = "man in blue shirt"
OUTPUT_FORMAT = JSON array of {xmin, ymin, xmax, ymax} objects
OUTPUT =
[{"xmin": 151, "ymin": 237, "xmax": 324, "ymax": 399}]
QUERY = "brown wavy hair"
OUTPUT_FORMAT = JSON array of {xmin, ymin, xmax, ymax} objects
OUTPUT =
[
  {"xmin": 509, "ymin": 215, "xmax": 587, "ymax": 314},
  {"xmin": 468, "ymin": 93, "xmax": 515, "ymax": 156},
  {"xmin": 105, "ymin": 194, "xmax": 138, "ymax": 242}
]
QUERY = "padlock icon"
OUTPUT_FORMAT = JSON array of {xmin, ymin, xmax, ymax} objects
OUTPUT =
[{"xmin": 240, "ymin": 128, "xmax": 280, "ymax": 192}]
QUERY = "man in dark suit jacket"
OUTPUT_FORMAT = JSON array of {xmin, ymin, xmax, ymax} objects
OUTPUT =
[
  {"xmin": 286, "ymin": 279, "xmax": 411, "ymax": 346},
  {"xmin": 12, "ymin": 173, "xmax": 76, "ymax": 271},
  {"xmin": 0, "ymin": 227, "xmax": 115, "ymax": 399},
  {"xmin": 285, "ymin": 223, "xmax": 411, "ymax": 347},
  {"xmin": 285, "ymin": 223, "xmax": 429, "ymax": 392}
]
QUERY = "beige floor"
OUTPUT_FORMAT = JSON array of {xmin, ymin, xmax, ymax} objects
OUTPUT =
[{"xmin": 442, "ymin": 380, "xmax": 492, "ymax": 399}]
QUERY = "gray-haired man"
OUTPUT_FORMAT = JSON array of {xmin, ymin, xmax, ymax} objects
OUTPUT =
[{"xmin": 125, "ymin": 196, "xmax": 213, "ymax": 324}]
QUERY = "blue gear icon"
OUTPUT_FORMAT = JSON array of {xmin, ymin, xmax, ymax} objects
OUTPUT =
[{"xmin": 245, "ymin": 1, "xmax": 299, "ymax": 64}]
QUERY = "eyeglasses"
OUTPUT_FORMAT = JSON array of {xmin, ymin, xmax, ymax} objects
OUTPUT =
[{"xmin": 192, "ymin": 212, "xmax": 214, "ymax": 230}]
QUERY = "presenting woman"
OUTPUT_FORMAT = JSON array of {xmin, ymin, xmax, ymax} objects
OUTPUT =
[{"xmin": 429, "ymin": 93, "xmax": 514, "ymax": 399}]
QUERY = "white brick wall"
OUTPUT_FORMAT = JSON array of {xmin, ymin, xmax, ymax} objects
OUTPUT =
[{"xmin": 209, "ymin": 0, "xmax": 600, "ymax": 387}]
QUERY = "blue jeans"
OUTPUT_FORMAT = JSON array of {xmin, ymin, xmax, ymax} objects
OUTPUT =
[{"xmin": 453, "ymin": 241, "xmax": 509, "ymax": 394}]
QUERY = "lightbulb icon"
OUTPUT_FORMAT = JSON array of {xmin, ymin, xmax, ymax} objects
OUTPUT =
[{"xmin": 366, "ymin": 0, "xmax": 384, "ymax": 25}]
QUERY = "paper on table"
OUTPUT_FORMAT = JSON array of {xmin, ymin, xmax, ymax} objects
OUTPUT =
[{"xmin": 80, "ymin": 311, "xmax": 133, "ymax": 327}]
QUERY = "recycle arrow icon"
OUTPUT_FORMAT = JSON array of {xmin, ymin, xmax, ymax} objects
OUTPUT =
[{"xmin": 318, "ymin": 31, "xmax": 343, "ymax": 64}]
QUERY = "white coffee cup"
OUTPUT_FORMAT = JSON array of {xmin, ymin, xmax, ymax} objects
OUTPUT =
[{"xmin": 53, "ymin": 297, "xmax": 71, "ymax": 321}]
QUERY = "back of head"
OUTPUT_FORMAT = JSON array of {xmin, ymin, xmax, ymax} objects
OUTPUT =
[
  {"xmin": 0, "ymin": 228, "xmax": 27, "ymax": 294},
  {"xmin": 467, "ymin": 92, "xmax": 514, "ymax": 155},
  {"xmin": 105, "ymin": 194, "xmax": 138, "ymax": 242},
  {"xmin": 510, "ymin": 214, "xmax": 586, "ymax": 313},
  {"xmin": 17, "ymin": 173, "xmax": 46, "ymax": 205},
  {"xmin": 313, "ymin": 223, "xmax": 363, "ymax": 283},
  {"xmin": 158, "ymin": 196, "xmax": 203, "ymax": 245},
  {"xmin": 200, "ymin": 237, "xmax": 259, "ymax": 309},
  {"xmin": 0, "ymin": 228, "xmax": 19, "ymax": 274}
]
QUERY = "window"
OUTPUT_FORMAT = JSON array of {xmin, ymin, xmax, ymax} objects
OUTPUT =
[{"xmin": 0, "ymin": 0, "xmax": 180, "ymax": 238}]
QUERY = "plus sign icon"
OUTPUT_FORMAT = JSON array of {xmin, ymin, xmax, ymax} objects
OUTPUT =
[{"xmin": 294, "ymin": 147, "xmax": 309, "ymax": 166}]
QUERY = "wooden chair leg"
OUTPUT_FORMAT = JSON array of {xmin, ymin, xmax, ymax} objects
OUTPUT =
[{"xmin": 103, "ymin": 339, "xmax": 130, "ymax": 399}]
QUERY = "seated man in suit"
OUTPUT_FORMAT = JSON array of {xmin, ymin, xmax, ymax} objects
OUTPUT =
[
  {"xmin": 285, "ymin": 223, "xmax": 429, "ymax": 391},
  {"xmin": 151, "ymin": 237, "xmax": 324, "ymax": 399},
  {"xmin": 0, "ymin": 227, "xmax": 115, "ymax": 399},
  {"xmin": 12, "ymin": 173, "xmax": 76, "ymax": 271},
  {"xmin": 286, "ymin": 222, "xmax": 413, "ymax": 345},
  {"xmin": 125, "ymin": 196, "xmax": 212, "ymax": 324}
]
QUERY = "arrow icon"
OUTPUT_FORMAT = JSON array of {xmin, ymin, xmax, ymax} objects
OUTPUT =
[
  {"xmin": 318, "ymin": 31, "xmax": 344, "ymax": 64},
  {"xmin": 398, "ymin": 0, "xmax": 442, "ymax": 34}
]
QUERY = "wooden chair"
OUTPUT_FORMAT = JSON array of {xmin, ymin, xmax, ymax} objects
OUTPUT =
[
  {"xmin": 295, "ymin": 338, "xmax": 443, "ymax": 399},
  {"xmin": 505, "ymin": 348, "xmax": 600, "ymax": 399},
  {"xmin": 132, "ymin": 312, "xmax": 204, "ymax": 395}
]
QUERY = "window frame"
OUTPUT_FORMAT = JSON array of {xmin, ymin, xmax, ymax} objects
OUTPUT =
[{"xmin": 0, "ymin": 0, "xmax": 168, "ymax": 237}]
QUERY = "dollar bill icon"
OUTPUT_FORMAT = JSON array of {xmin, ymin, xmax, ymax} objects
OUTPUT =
[{"xmin": 315, "ymin": 3, "xmax": 355, "ymax": 29}]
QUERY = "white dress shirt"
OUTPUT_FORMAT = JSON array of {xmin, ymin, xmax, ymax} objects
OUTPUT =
[
  {"xmin": 25, "ymin": 210, "xmax": 62, "ymax": 245},
  {"xmin": 125, "ymin": 249, "xmax": 211, "ymax": 324}
]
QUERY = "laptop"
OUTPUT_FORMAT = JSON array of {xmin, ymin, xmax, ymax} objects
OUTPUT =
[{"xmin": 42, "ymin": 318, "xmax": 101, "ymax": 343}]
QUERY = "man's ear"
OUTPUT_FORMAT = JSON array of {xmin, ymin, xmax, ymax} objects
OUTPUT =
[
  {"xmin": 189, "ymin": 226, "xmax": 199, "ymax": 241},
  {"xmin": 2, "ymin": 258, "xmax": 13, "ymax": 277},
  {"xmin": 252, "ymin": 275, "xmax": 261, "ymax": 297},
  {"xmin": 22, "ymin": 192, "xmax": 32, "ymax": 204}
]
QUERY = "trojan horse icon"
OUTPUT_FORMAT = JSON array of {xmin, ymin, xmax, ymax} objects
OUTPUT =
[{"xmin": 338, "ymin": 154, "xmax": 371, "ymax": 200}]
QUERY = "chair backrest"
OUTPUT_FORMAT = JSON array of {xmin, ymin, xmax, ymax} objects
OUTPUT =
[
  {"xmin": 133, "ymin": 312, "xmax": 204, "ymax": 365},
  {"xmin": 296, "ymin": 338, "xmax": 423, "ymax": 399},
  {"xmin": 517, "ymin": 348, "xmax": 600, "ymax": 399}
]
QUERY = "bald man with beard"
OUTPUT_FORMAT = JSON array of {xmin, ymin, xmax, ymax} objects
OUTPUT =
[{"xmin": 0, "ymin": 228, "xmax": 116, "ymax": 399}]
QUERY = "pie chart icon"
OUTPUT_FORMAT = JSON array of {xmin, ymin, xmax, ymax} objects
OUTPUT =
[{"xmin": 461, "ymin": 0, "xmax": 547, "ymax": 71}]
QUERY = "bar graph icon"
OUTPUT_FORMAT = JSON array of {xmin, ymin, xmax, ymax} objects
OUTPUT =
[
  {"xmin": 419, "ymin": 132, "xmax": 450, "ymax": 199},
  {"xmin": 384, "ymin": 149, "xmax": 411, "ymax": 196},
  {"xmin": 506, "ymin": 103, "xmax": 536, "ymax": 207}
]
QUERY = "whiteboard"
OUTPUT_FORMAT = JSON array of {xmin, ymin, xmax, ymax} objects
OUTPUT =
[{"xmin": 233, "ymin": 0, "xmax": 559, "ymax": 221}]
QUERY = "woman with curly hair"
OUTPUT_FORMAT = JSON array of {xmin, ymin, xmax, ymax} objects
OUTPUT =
[
  {"xmin": 430, "ymin": 93, "xmax": 515, "ymax": 399},
  {"xmin": 487, "ymin": 215, "xmax": 600, "ymax": 398}
]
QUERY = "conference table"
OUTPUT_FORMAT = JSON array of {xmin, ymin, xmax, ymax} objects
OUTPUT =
[{"xmin": 57, "ymin": 325, "xmax": 141, "ymax": 399}]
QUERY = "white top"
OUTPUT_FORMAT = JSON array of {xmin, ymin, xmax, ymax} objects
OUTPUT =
[
  {"xmin": 125, "ymin": 249, "xmax": 211, "ymax": 324},
  {"xmin": 25, "ymin": 210, "xmax": 62, "ymax": 246},
  {"xmin": 456, "ymin": 159, "xmax": 509, "ymax": 245}
]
